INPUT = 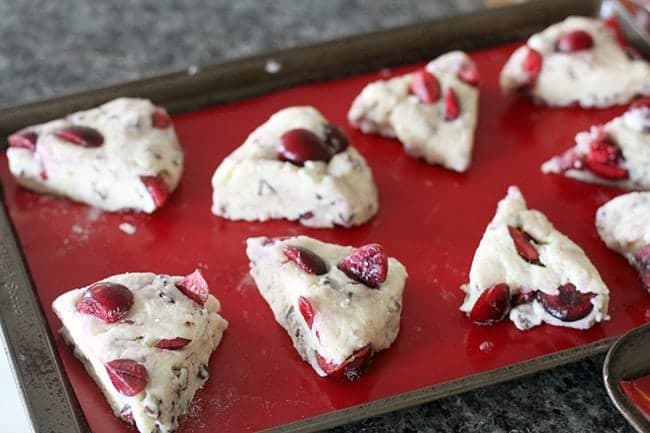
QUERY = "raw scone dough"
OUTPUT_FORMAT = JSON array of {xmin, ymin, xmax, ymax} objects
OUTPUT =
[
  {"xmin": 6, "ymin": 97, "xmax": 183, "ymax": 213},
  {"xmin": 246, "ymin": 235, "xmax": 407, "ymax": 379},
  {"xmin": 542, "ymin": 99, "xmax": 650, "ymax": 189},
  {"xmin": 211, "ymin": 106, "xmax": 378, "ymax": 228},
  {"xmin": 500, "ymin": 16, "xmax": 650, "ymax": 107},
  {"xmin": 52, "ymin": 271, "xmax": 227, "ymax": 433},
  {"xmin": 460, "ymin": 186, "xmax": 609, "ymax": 330},
  {"xmin": 596, "ymin": 191, "xmax": 650, "ymax": 291},
  {"xmin": 348, "ymin": 51, "xmax": 479, "ymax": 172}
]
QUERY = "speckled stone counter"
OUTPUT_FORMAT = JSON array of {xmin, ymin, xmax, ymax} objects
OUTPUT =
[{"xmin": 0, "ymin": 1, "xmax": 635, "ymax": 432}]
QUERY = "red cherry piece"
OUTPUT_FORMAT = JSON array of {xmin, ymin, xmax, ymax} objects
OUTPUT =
[
  {"xmin": 278, "ymin": 129, "xmax": 332, "ymax": 166},
  {"xmin": 298, "ymin": 296, "xmax": 315, "ymax": 329},
  {"xmin": 469, "ymin": 283, "xmax": 511, "ymax": 325},
  {"xmin": 322, "ymin": 124, "xmax": 349, "ymax": 154},
  {"xmin": 508, "ymin": 226, "xmax": 543, "ymax": 266},
  {"xmin": 7, "ymin": 131, "xmax": 38, "ymax": 151},
  {"xmin": 155, "ymin": 337, "xmax": 192, "ymax": 350},
  {"xmin": 556, "ymin": 30, "xmax": 594, "ymax": 53},
  {"xmin": 140, "ymin": 175, "xmax": 170, "ymax": 207},
  {"xmin": 634, "ymin": 244, "xmax": 650, "ymax": 292},
  {"xmin": 511, "ymin": 290, "xmax": 538, "ymax": 307},
  {"xmin": 152, "ymin": 109, "xmax": 172, "ymax": 129},
  {"xmin": 316, "ymin": 344, "xmax": 372, "ymax": 381},
  {"xmin": 337, "ymin": 243, "xmax": 388, "ymax": 289},
  {"xmin": 54, "ymin": 125, "xmax": 104, "ymax": 148},
  {"xmin": 410, "ymin": 69, "xmax": 441, "ymax": 104},
  {"xmin": 283, "ymin": 246, "xmax": 328, "ymax": 275},
  {"xmin": 539, "ymin": 283, "xmax": 595, "ymax": 321},
  {"xmin": 588, "ymin": 137, "xmax": 621, "ymax": 164},
  {"xmin": 105, "ymin": 359, "xmax": 148, "ymax": 396},
  {"xmin": 175, "ymin": 269, "xmax": 209, "ymax": 306},
  {"xmin": 77, "ymin": 282, "xmax": 134, "ymax": 323},
  {"xmin": 444, "ymin": 88, "xmax": 460, "ymax": 121},
  {"xmin": 522, "ymin": 48, "xmax": 543, "ymax": 82},
  {"xmin": 583, "ymin": 160, "xmax": 629, "ymax": 179},
  {"xmin": 582, "ymin": 136, "xmax": 629, "ymax": 179},
  {"xmin": 457, "ymin": 63, "xmax": 480, "ymax": 87},
  {"xmin": 631, "ymin": 97, "xmax": 650, "ymax": 111}
]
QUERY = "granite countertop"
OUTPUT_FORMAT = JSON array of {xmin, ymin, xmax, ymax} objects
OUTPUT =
[{"xmin": 0, "ymin": 1, "xmax": 636, "ymax": 432}]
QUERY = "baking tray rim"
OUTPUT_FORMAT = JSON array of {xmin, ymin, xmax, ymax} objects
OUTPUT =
[
  {"xmin": 0, "ymin": 1, "xmax": 631, "ymax": 432},
  {"xmin": 603, "ymin": 323, "xmax": 650, "ymax": 433}
]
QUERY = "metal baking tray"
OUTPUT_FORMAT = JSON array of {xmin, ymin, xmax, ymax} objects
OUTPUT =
[
  {"xmin": 604, "ymin": 323, "xmax": 650, "ymax": 433},
  {"xmin": 0, "ymin": 1, "xmax": 647, "ymax": 432}
]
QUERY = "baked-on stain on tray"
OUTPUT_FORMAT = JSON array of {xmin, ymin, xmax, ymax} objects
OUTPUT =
[{"xmin": 1, "ymin": 41, "xmax": 649, "ymax": 432}]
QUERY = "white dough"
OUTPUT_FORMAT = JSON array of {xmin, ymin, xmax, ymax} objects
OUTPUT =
[
  {"xmin": 460, "ymin": 186, "xmax": 609, "ymax": 330},
  {"xmin": 211, "ymin": 106, "xmax": 378, "ymax": 228},
  {"xmin": 596, "ymin": 191, "xmax": 650, "ymax": 264},
  {"xmin": 542, "ymin": 103, "xmax": 650, "ymax": 189},
  {"xmin": 246, "ymin": 236, "xmax": 407, "ymax": 376},
  {"xmin": 500, "ymin": 16, "xmax": 650, "ymax": 107},
  {"xmin": 348, "ymin": 51, "xmax": 479, "ymax": 172},
  {"xmin": 6, "ymin": 97, "xmax": 183, "ymax": 213},
  {"xmin": 52, "ymin": 272, "xmax": 227, "ymax": 433},
  {"xmin": 119, "ymin": 222, "xmax": 137, "ymax": 235}
]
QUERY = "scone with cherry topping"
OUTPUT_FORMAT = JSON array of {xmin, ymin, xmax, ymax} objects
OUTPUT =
[
  {"xmin": 596, "ymin": 191, "xmax": 650, "ymax": 292},
  {"xmin": 6, "ymin": 97, "xmax": 183, "ymax": 213},
  {"xmin": 211, "ymin": 106, "xmax": 378, "ymax": 228},
  {"xmin": 246, "ymin": 236, "xmax": 407, "ymax": 380},
  {"xmin": 52, "ymin": 270, "xmax": 227, "ymax": 433},
  {"xmin": 500, "ymin": 16, "xmax": 649, "ymax": 107},
  {"xmin": 348, "ymin": 51, "xmax": 479, "ymax": 172},
  {"xmin": 542, "ymin": 97, "xmax": 650, "ymax": 188},
  {"xmin": 460, "ymin": 186, "xmax": 609, "ymax": 331}
]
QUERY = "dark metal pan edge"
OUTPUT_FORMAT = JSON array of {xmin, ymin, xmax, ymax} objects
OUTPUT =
[{"xmin": 603, "ymin": 324, "xmax": 650, "ymax": 433}]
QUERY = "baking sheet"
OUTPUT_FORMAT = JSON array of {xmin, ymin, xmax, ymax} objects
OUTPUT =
[{"xmin": 1, "ymin": 28, "xmax": 649, "ymax": 432}]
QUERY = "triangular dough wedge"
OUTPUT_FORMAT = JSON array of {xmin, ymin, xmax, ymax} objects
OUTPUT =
[
  {"xmin": 6, "ymin": 97, "xmax": 183, "ymax": 213},
  {"xmin": 52, "ymin": 270, "xmax": 228, "ymax": 433},
  {"xmin": 596, "ymin": 191, "xmax": 650, "ymax": 292},
  {"xmin": 500, "ymin": 16, "xmax": 649, "ymax": 107},
  {"xmin": 460, "ymin": 186, "xmax": 609, "ymax": 330},
  {"xmin": 348, "ymin": 51, "xmax": 479, "ymax": 172},
  {"xmin": 542, "ymin": 98, "xmax": 650, "ymax": 189},
  {"xmin": 246, "ymin": 235, "xmax": 407, "ymax": 380},
  {"xmin": 211, "ymin": 106, "xmax": 378, "ymax": 228}
]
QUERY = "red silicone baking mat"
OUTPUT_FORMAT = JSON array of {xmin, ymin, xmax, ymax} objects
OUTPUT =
[{"xmin": 1, "ymin": 41, "xmax": 649, "ymax": 433}]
